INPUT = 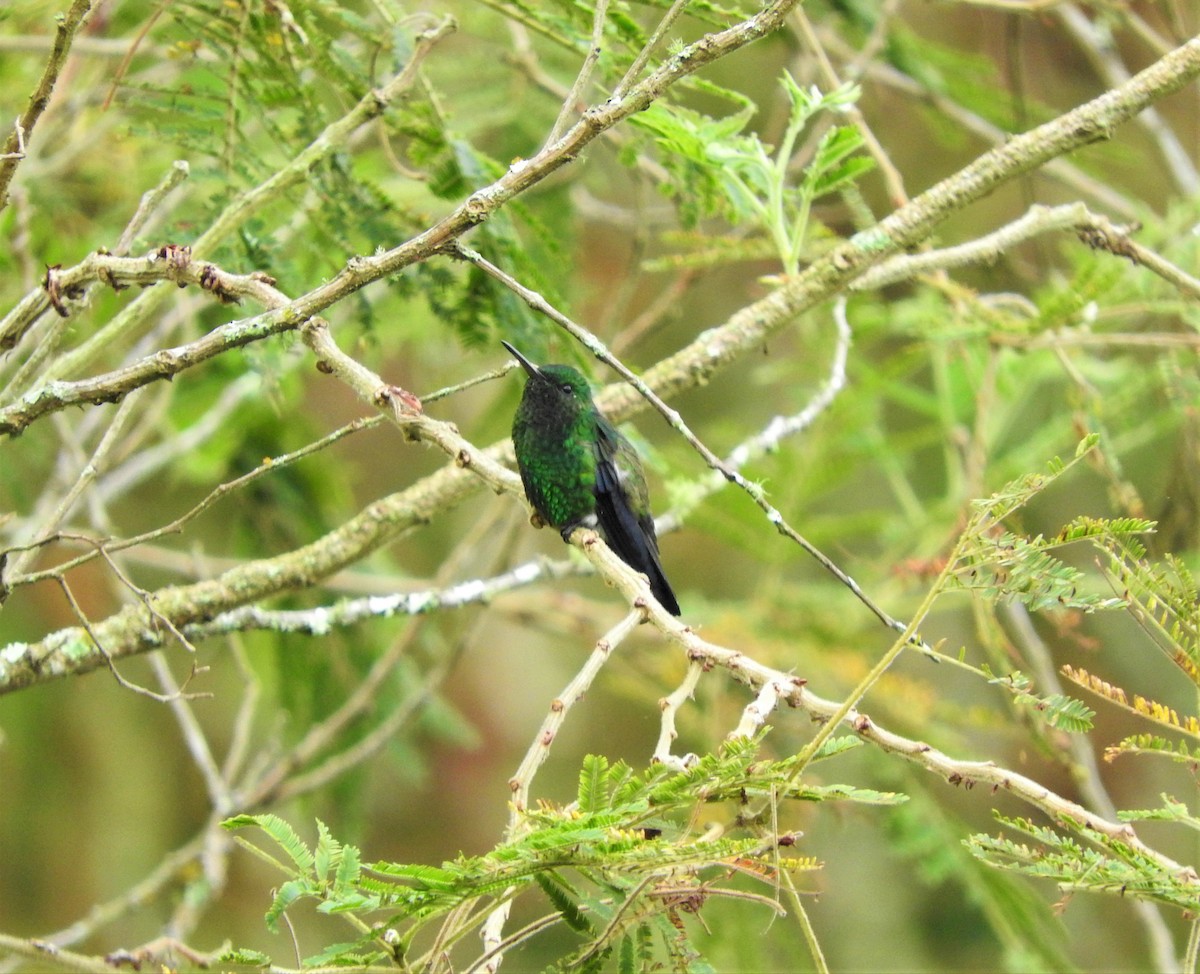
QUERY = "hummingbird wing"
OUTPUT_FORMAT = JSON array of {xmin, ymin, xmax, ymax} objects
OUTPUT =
[{"xmin": 591, "ymin": 420, "xmax": 681, "ymax": 616}]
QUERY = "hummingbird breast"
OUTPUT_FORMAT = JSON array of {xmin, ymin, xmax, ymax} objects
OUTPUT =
[{"xmin": 511, "ymin": 383, "xmax": 598, "ymax": 531}]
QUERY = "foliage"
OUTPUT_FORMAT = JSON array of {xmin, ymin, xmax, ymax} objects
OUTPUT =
[
  {"xmin": 966, "ymin": 812, "xmax": 1200, "ymax": 915},
  {"xmin": 629, "ymin": 74, "xmax": 870, "ymax": 271},
  {"xmin": 221, "ymin": 735, "xmax": 872, "ymax": 970}
]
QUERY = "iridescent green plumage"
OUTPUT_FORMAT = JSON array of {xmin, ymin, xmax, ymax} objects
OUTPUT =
[{"xmin": 504, "ymin": 342, "xmax": 680, "ymax": 616}]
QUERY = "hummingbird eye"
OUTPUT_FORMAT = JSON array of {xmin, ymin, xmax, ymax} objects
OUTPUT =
[{"xmin": 559, "ymin": 382, "xmax": 573, "ymax": 394}]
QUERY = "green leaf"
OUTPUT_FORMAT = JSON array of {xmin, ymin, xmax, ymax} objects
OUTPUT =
[
  {"xmin": 1118, "ymin": 794, "xmax": 1200, "ymax": 831},
  {"xmin": 334, "ymin": 841, "xmax": 362, "ymax": 892},
  {"xmin": 536, "ymin": 871, "xmax": 593, "ymax": 933},
  {"xmin": 223, "ymin": 813, "xmax": 316, "ymax": 874},
  {"xmin": 618, "ymin": 933, "xmax": 636, "ymax": 974},
  {"xmin": 314, "ymin": 818, "xmax": 337, "ymax": 883},
  {"xmin": 303, "ymin": 939, "xmax": 385, "ymax": 968},
  {"xmin": 1030, "ymin": 694, "xmax": 1095, "ymax": 733},
  {"xmin": 795, "ymin": 782, "xmax": 908, "ymax": 805},
  {"xmin": 812, "ymin": 155, "xmax": 876, "ymax": 198},
  {"xmin": 966, "ymin": 813, "xmax": 1200, "ymax": 914},
  {"xmin": 216, "ymin": 947, "xmax": 272, "ymax": 966},
  {"xmin": 578, "ymin": 753, "xmax": 609, "ymax": 814},
  {"xmin": 265, "ymin": 877, "xmax": 312, "ymax": 933}
]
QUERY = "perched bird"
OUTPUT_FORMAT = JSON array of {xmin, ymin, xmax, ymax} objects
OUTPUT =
[{"xmin": 503, "ymin": 341, "xmax": 681, "ymax": 616}]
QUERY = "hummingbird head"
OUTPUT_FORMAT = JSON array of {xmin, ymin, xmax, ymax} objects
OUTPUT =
[{"xmin": 502, "ymin": 341, "xmax": 595, "ymax": 418}]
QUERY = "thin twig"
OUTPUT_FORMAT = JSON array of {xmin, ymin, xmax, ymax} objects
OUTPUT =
[
  {"xmin": 113, "ymin": 160, "xmax": 190, "ymax": 255},
  {"xmin": 508, "ymin": 609, "xmax": 643, "ymax": 815},
  {"xmin": 855, "ymin": 202, "xmax": 1200, "ymax": 299},
  {"xmin": 613, "ymin": 0, "xmax": 690, "ymax": 98},
  {"xmin": 149, "ymin": 654, "xmax": 228, "ymax": 808},
  {"xmin": 790, "ymin": 6, "xmax": 908, "ymax": 207},
  {"xmin": 0, "ymin": 0, "xmax": 96, "ymax": 210},
  {"xmin": 0, "ymin": 933, "xmax": 115, "ymax": 974},
  {"xmin": 543, "ymin": 0, "xmax": 607, "ymax": 147},
  {"xmin": 654, "ymin": 660, "xmax": 704, "ymax": 769},
  {"xmin": 1057, "ymin": 3, "xmax": 1198, "ymax": 195},
  {"xmin": 821, "ymin": 31, "xmax": 1142, "ymax": 220},
  {"xmin": 482, "ymin": 608, "xmax": 643, "ymax": 973},
  {"xmin": 5, "ymin": 412, "xmax": 381, "ymax": 589}
]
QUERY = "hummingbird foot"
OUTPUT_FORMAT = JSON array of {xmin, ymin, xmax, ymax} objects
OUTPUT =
[{"xmin": 558, "ymin": 514, "xmax": 598, "ymax": 544}]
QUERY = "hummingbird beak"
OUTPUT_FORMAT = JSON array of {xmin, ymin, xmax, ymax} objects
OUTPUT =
[{"xmin": 501, "ymin": 341, "xmax": 542, "ymax": 380}]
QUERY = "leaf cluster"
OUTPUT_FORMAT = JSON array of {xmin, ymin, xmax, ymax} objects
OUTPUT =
[
  {"xmin": 629, "ymin": 74, "xmax": 872, "ymax": 272},
  {"xmin": 966, "ymin": 813, "xmax": 1200, "ymax": 915},
  {"xmin": 221, "ymin": 733, "xmax": 901, "ymax": 969}
]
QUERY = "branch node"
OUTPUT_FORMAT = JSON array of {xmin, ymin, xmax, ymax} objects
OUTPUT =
[
  {"xmin": 199, "ymin": 263, "xmax": 241, "ymax": 304},
  {"xmin": 43, "ymin": 264, "xmax": 81, "ymax": 317},
  {"xmin": 463, "ymin": 192, "xmax": 491, "ymax": 225}
]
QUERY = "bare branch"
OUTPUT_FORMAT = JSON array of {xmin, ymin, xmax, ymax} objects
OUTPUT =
[{"xmin": 0, "ymin": 0, "xmax": 96, "ymax": 211}]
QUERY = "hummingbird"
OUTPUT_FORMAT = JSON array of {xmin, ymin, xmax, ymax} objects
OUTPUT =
[{"xmin": 503, "ymin": 341, "xmax": 681, "ymax": 616}]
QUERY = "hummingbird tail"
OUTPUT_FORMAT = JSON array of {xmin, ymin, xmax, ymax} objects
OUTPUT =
[
  {"xmin": 593, "ymin": 459, "xmax": 682, "ymax": 616},
  {"xmin": 646, "ymin": 562, "xmax": 681, "ymax": 616}
]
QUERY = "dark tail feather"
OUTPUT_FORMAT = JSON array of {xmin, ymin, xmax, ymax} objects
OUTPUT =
[
  {"xmin": 644, "ymin": 557, "xmax": 681, "ymax": 616},
  {"xmin": 594, "ymin": 460, "xmax": 681, "ymax": 616}
]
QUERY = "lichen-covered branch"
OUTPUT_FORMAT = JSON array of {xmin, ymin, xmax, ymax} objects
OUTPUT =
[{"xmin": 0, "ymin": 0, "xmax": 96, "ymax": 211}]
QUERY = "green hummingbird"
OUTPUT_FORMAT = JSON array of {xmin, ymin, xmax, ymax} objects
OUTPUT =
[{"xmin": 503, "ymin": 341, "xmax": 681, "ymax": 616}]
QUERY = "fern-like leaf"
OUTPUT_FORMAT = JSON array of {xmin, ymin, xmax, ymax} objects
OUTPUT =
[
  {"xmin": 1063, "ymin": 665, "xmax": 1200, "ymax": 740},
  {"xmin": 1104, "ymin": 733, "xmax": 1200, "ymax": 765},
  {"xmin": 966, "ymin": 813, "xmax": 1200, "ymax": 914},
  {"xmin": 536, "ymin": 871, "xmax": 593, "ymax": 934},
  {"xmin": 1118, "ymin": 795, "xmax": 1200, "ymax": 832},
  {"xmin": 223, "ymin": 812, "xmax": 316, "ymax": 874}
]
